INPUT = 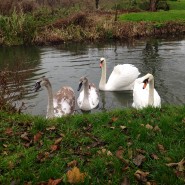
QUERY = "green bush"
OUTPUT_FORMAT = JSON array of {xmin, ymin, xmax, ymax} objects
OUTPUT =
[{"xmin": 0, "ymin": 10, "xmax": 37, "ymax": 45}]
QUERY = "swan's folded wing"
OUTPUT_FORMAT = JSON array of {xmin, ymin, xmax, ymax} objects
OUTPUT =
[
  {"xmin": 89, "ymin": 84, "xmax": 99, "ymax": 108},
  {"xmin": 107, "ymin": 64, "xmax": 140, "ymax": 90},
  {"xmin": 54, "ymin": 86, "xmax": 76, "ymax": 115}
]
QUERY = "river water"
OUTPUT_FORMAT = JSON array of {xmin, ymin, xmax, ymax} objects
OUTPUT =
[{"xmin": 0, "ymin": 38, "xmax": 185, "ymax": 116}]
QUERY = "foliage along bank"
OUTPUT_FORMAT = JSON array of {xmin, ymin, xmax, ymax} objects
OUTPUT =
[{"xmin": 0, "ymin": 10, "xmax": 185, "ymax": 46}]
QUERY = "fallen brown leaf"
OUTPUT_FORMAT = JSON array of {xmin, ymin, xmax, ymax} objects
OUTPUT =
[
  {"xmin": 134, "ymin": 169, "xmax": 149, "ymax": 183},
  {"xmin": 20, "ymin": 132, "xmax": 30, "ymax": 141},
  {"xmin": 3, "ymin": 144, "xmax": 8, "ymax": 148},
  {"xmin": 116, "ymin": 148, "xmax": 129, "ymax": 165},
  {"xmin": 146, "ymin": 181, "xmax": 157, "ymax": 185},
  {"xmin": 122, "ymin": 166, "xmax": 130, "ymax": 172},
  {"xmin": 150, "ymin": 153, "xmax": 159, "ymax": 160},
  {"xmin": 166, "ymin": 158, "xmax": 185, "ymax": 172},
  {"xmin": 133, "ymin": 154, "xmax": 146, "ymax": 166},
  {"xmin": 121, "ymin": 176, "xmax": 130, "ymax": 185},
  {"xmin": 157, "ymin": 143, "xmax": 166, "ymax": 154},
  {"xmin": 50, "ymin": 144, "xmax": 60, "ymax": 152},
  {"xmin": 46, "ymin": 126, "xmax": 56, "ymax": 131},
  {"xmin": 47, "ymin": 178, "xmax": 62, "ymax": 185},
  {"xmin": 5, "ymin": 128, "xmax": 13, "ymax": 135},
  {"xmin": 67, "ymin": 160, "xmax": 78, "ymax": 168},
  {"xmin": 23, "ymin": 141, "xmax": 32, "ymax": 148},
  {"xmin": 107, "ymin": 150, "xmax": 113, "ymax": 156},
  {"xmin": 174, "ymin": 170, "xmax": 185, "ymax": 180},
  {"xmin": 54, "ymin": 137, "xmax": 63, "ymax": 145},
  {"xmin": 102, "ymin": 148, "xmax": 107, "ymax": 154},
  {"xmin": 145, "ymin": 124, "xmax": 153, "ymax": 130},
  {"xmin": 67, "ymin": 167, "xmax": 86, "ymax": 184},
  {"xmin": 153, "ymin": 125, "xmax": 161, "ymax": 132},
  {"xmin": 2, "ymin": 151, "xmax": 8, "ymax": 155},
  {"xmin": 34, "ymin": 131, "xmax": 42, "ymax": 143},
  {"xmin": 116, "ymin": 148, "xmax": 124, "ymax": 160},
  {"xmin": 112, "ymin": 117, "xmax": 118, "ymax": 122},
  {"xmin": 120, "ymin": 125, "xmax": 127, "ymax": 130},
  {"xmin": 136, "ymin": 148, "xmax": 146, "ymax": 154}
]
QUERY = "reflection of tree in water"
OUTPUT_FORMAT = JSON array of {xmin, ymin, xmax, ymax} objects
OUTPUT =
[
  {"xmin": 141, "ymin": 39, "xmax": 168, "ymax": 104},
  {"xmin": 55, "ymin": 43, "xmax": 88, "ymax": 55},
  {"xmin": 142, "ymin": 39, "xmax": 160, "ymax": 75},
  {"xmin": 0, "ymin": 46, "xmax": 41, "ymax": 112},
  {"xmin": 0, "ymin": 46, "xmax": 40, "ymax": 70}
]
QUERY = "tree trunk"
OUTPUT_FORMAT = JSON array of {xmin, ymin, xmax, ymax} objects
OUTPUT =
[
  {"xmin": 95, "ymin": 0, "xmax": 99, "ymax": 9},
  {"xmin": 149, "ymin": 0, "xmax": 158, "ymax": 11}
]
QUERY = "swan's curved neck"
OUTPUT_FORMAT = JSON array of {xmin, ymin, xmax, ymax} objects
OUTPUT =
[
  {"xmin": 99, "ymin": 61, "xmax": 107, "ymax": 90},
  {"xmin": 148, "ymin": 79, "xmax": 154, "ymax": 106},
  {"xmin": 45, "ymin": 82, "xmax": 55, "ymax": 118}
]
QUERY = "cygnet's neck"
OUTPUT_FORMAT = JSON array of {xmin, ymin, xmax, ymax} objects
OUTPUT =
[
  {"xmin": 45, "ymin": 82, "xmax": 55, "ymax": 118},
  {"xmin": 83, "ymin": 80, "xmax": 89, "ymax": 100}
]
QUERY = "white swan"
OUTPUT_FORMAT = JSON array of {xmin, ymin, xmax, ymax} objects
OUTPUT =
[
  {"xmin": 77, "ymin": 76, "xmax": 99, "ymax": 111},
  {"xmin": 132, "ymin": 73, "xmax": 161, "ymax": 109},
  {"xmin": 99, "ymin": 57, "xmax": 140, "ymax": 91},
  {"xmin": 34, "ymin": 77, "xmax": 75, "ymax": 118}
]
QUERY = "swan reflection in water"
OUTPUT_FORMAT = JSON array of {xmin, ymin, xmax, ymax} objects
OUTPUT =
[{"xmin": 98, "ymin": 90, "xmax": 133, "ymax": 112}]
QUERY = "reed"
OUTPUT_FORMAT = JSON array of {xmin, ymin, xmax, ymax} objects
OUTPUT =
[{"xmin": 0, "ymin": 10, "xmax": 37, "ymax": 45}]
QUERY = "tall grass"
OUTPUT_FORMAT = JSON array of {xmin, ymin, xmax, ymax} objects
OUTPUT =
[{"xmin": 0, "ymin": 10, "xmax": 37, "ymax": 45}]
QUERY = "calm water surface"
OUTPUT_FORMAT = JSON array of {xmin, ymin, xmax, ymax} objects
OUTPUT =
[{"xmin": 1, "ymin": 38, "xmax": 185, "ymax": 116}]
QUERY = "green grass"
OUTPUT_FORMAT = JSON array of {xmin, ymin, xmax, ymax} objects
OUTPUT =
[
  {"xmin": 119, "ymin": 10, "xmax": 185, "ymax": 22},
  {"xmin": 168, "ymin": 0, "xmax": 185, "ymax": 10},
  {"xmin": 0, "ymin": 105, "xmax": 185, "ymax": 184}
]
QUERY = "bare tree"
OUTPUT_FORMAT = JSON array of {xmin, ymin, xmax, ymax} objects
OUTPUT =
[
  {"xmin": 149, "ymin": 0, "xmax": 159, "ymax": 11},
  {"xmin": 95, "ymin": 0, "xmax": 99, "ymax": 9}
]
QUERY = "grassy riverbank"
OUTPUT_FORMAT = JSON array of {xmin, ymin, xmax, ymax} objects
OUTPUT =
[
  {"xmin": 0, "ymin": 0, "xmax": 185, "ymax": 46},
  {"xmin": 0, "ymin": 105, "xmax": 185, "ymax": 184}
]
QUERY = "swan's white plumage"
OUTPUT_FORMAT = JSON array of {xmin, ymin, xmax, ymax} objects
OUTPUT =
[
  {"xmin": 99, "ymin": 58, "xmax": 140, "ymax": 91},
  {"xmin": 132, "ymin": 74, "xmax": 161, "ymax": 109},
  {"xmin": 77, "ymin": 77, "xmax": 99, "ymax": 111}
]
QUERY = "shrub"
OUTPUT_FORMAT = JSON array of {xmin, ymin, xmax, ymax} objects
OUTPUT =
[{"xmin": 0, "ymin": 10, "xmax": 37, "ymax": 45}]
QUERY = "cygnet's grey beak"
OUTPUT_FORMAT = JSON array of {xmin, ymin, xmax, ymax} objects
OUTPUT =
[
  {"xmin": 33, "ymin": 81, "xmax": 41, "ymax": 92},
  {"xmin": 77, "ymin": 82, "xmax": 83, "ymax": 91}
]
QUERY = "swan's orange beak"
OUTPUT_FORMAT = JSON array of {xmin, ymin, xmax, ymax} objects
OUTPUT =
[
  {"xmin": 143, "ymin": 82, "xmax": 148, "ymax": 89},
  {"xmin": 100, "ymin": 63, "xmax": 102, "ymax": 68}
]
